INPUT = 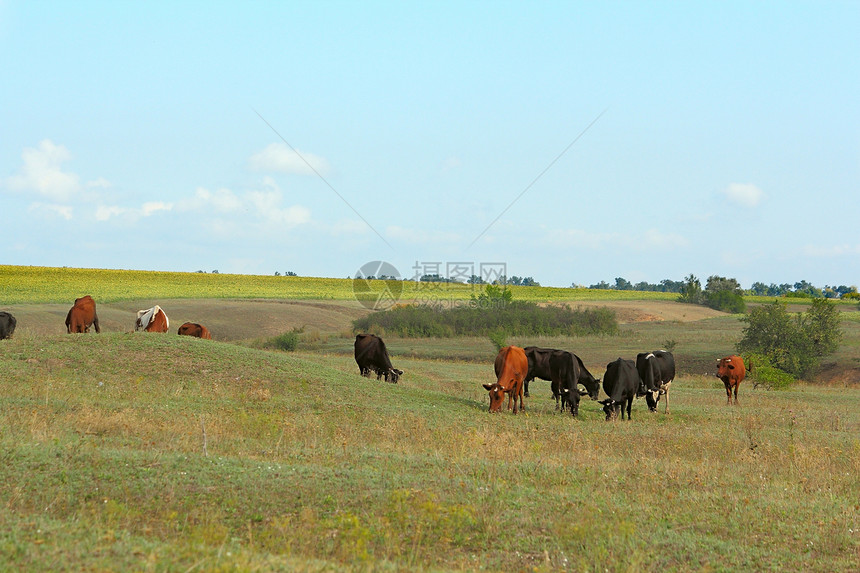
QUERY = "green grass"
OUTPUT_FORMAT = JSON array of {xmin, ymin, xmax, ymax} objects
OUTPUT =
[{"xmin": 1, "ymin": 332, "xmax": 858, "ymax": 571}]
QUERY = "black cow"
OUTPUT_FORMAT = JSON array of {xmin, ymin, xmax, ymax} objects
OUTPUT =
[
  {"xmin": 524, "ymin": 346, "xmax": 600, "ymax": 407},
  {"xmin": 598, "ymin": 358, "xmax": 641, "ymax": 420},
  {"xmin": 636, "ymin": 350, "xmax": 676, "ymax": 414},
  {"xmin": 549, "ymin": 350, "xmax": 582, "ymax": 416},
  {"xmin": 523, "ymin": 346, "xmax": 554, "ymax": 398},
  {"xmin": 354, "ymin": 334, "xmax": 402, "ymax": 383},
  {"xmin": 0, "ymin": 311, "xmax": 16, "ymax": 340}
]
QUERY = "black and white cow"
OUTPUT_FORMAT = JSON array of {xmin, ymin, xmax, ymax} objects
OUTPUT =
[
  {"xmin": 354, "ymin": 334, "xmax": 403, "ymax": 383},
  {"xmin": 635, "ymin": 350, "xmax": 676, "ymax": 414},
  {"xmin": 0, "ymin": 311, "xmax": 16, "ymax": 340},
  {"xmin": 598, "ymin": 358, "xmax": 641, "ymax": 421}
]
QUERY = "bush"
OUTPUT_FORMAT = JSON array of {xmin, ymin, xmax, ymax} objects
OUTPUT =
[
  {"xmin": 736, "ymin": 299, "xmax": 842, "ymax": 380},
  {"xmin": 705, "ymin": 289, "xmax": 746, "ymax": 313},
  {"xmin": 488, "ymin": 329, "xmax": 508, "ymax": 352},
  {"xmin": 272, "ymin": 329, "xmax": 301, "ymax": 351},
  {"xmin": 352, "ymin": 301, "xmax": 618, "ymax": 338},
  {"xmin": 746, "ymin": 353, "xmax": 795, "ymax": 390}
]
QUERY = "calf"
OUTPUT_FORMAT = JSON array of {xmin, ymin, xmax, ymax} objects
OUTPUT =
[
  {"xmin": 354, "ymin": 334, "xmax": 402, "ymax": 383},
  {"xmin": 485, "ymin": 345, "xmax": 528, "ymax": 414},
  {"xmin": 636, "ymin": 350, "xmax": 675, "ymax": 414},
  {"xmin": 598, "ymin": 358, "xmax": 641, "ymax": 420},
  {"xmin": 135, "ymin": 305, "xmax": 169, "ymax": 333},
  {"xmin": 716, "ymin": 355, "xmax": 750, "ymax": 405},
  {"xmin": 0, "ymin": 311, "xmax": 16, "ymax": 340}
]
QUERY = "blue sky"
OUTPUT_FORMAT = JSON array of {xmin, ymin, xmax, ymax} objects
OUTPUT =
[{"xmin": 2, "ymin": 1, "xmax": 858, "ymax": 288}]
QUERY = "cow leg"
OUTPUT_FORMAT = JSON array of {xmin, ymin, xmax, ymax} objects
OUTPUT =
[
  {"xmin": 664, "ymin": 389, "xmax": 669, "ymax": 414},
  {"xmin": 625, "ymin": 398, "xmax": 632, "ymax": 420},
  {"xmin": 725, "ymin": 382, "xmax": 732, "ymax": 405},
  {"xmin": 733, "ymin": 384, "xmax": 739, "ymax": 405}
]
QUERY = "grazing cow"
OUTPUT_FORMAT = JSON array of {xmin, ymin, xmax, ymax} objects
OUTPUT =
[
  {"xmin": 485, "ymin": 345, "xmax": 528, "ymax": 414},
  {"xmin": 598, "ymin": 358, "xmax": 641, "ymax": 420},
  {"xmin": 65, "ymin": 295, "xmax": 100, "ymax": 334},
  {"xmin": 177, "ymin": 322, "xmax": 212, "ymax": 339},
  {"xmin": 524, "ymin": 346, "xmax": 601, "ymax": 408},
  {"xmin": 716, "ymin": 355, "xmax": 750, "ymax": 405},
  {"xmin": 0, "ymin": 311, "xmax": 16, "ymax": 340},
  {"xmin": 636, "ymin": 350, "xmax": 676, "ymax": 414},
  {"xmin": 135, "ymin": 305, "xmax": 169, "ymax": 333},
  {"xmin": 354, "ymin": 334, "xmax": 402, "ymax": 383},
  {"xmin": 523, "ymin": 346, "xmax": 555, "ymax": 399},
  {"xmin": 550, "ymin": 350, "xmax": 587, "ymax": 417}
]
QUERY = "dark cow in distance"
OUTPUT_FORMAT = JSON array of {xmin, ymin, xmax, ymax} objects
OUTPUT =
[
  {"xmin": 65, "ymin": 295, "xmax": 100, "ymax": 334},
  {"xmin": 599, "ymin": 358, "xmax": 641, "ymax": 420},
  {"xmin": 354, "ymin": 334, "xmax": 402, "ymax": 383},
  {"xmin": 178, "ymin": 322, "xmax": 212, "ymax": 339},
  {"xmin": 716, "ymin": 355, "xmax": 750, "ymax": 405},
  {"xmin": 486, "ymin": 345, "xmax": 528, "ymax": 414},
  {"xmin": 0, "ymin": 311, "xmax": 16, "ymax": 340},
  {"xmin": 135, "ymin": 305, "xmax": 169, "ymax": 333},
  {"xmin": 636, "ymin": 350, "xmax": 675, "ymax": 414}
]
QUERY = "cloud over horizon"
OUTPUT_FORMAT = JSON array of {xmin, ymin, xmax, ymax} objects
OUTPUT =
[{"xmin": 721, "ymin": 183, "xmax": 764, "ymax": 207}]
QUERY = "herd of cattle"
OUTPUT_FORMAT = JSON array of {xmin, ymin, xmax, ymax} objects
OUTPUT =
[
  {"xmin": 0, "ymin": 295, "xmax": 211, "ymax": 340},
  {"xmin": 354, "ymin": 333, "xmax": 752, "ymax": 420},
  {"xmin": 1, "ymin": 297, "xmax": 751, "ymax": 419}
]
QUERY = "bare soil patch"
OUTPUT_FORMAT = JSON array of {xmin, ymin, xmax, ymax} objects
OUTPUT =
[{"xmin": 554, "ymin": 300, "xmax": 727, "ymax": 323}]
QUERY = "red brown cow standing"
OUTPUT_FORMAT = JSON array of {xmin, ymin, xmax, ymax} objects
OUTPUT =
[
  {"xmin": 65, "ymin": 295, "xmax": 100, "ymax": 334},
  {"xmin": 177, "ymin": 322, "xmax": 212, "ymax": 339},
  {"xmin": 716, "ymin": 355, "xmax": 750, "ymax": 405},
  {"xmin": 484, "ymin": 345, "xmax": 528, "ymax": 414},
  {"xmin": 135, "ymin": 305, "xmax": 169, "ymax": 333}
]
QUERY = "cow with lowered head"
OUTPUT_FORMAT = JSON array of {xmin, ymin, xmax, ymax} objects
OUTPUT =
[
  {"xmin": 636, "ymin": 350, "xmax": 675, "ymax": 414},
  {"xmin": 0, "ymin": 311, "xmax": 17, "ymax": 340},
  {"xmin": 716, "ymin": 355, "xmax": 750, "ymax": 405},
  {"xmin": 65, "ymin": 295, "xmax": 100, "ymax": 334},
  {"xmin": 551, "ymin": 349, "xmax": 600, "ymax": 417},
  {"xmin": 523, "ymin": 346, "xmax": 601, "ymax": 409},
  {"xmin": 178, "ymin": 322, "xmax": 212, "ymax": 339},
  {"xmin": 135, "ymin": 305, "xmax": 169, "ymax": 333},
  {"xmin": 485, "ymin": 345, "xmax": 528, "ymax": 414},
  {"xmin": 354, "ymin": 334, "xmax": 402, "ymax": 383},
  {"xmin": 599, "ymin": 358, "xmax": 641, "ymax": 421}
]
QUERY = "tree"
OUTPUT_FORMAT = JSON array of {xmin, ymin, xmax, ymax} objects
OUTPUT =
[
  {"xmin": 678, "ymin": 274, "xmax": 702, "ymax": 304},
  {"xmin": 736, "ymin": 299, "xmax": 842, "ymax": 380},
  {"xmin": 703, "ymin": 275, "xmax": 745, "ymax": 313},
  {"xmin": 614, "ymin": 277, "xmax": 632, "ymax": 290}
]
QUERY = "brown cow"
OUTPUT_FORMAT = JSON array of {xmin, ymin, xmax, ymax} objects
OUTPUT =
[
  {"xmin": 483, "ymin": 345, "xmax": 528, "ymax": 414},
  {"xmin": 177, "ymin": 322, "xmax": 212, "ymax": 339},
  {"xmin": 135, "ymin": 305, "xmax": 169, "ymax": 333},
  {"xmin": 716, "ymin": 355, "xmax": 750, "ymax": 405},
  {"xmin": 65, "ymin": 295, "xmax": 100, "ymax": 334}
]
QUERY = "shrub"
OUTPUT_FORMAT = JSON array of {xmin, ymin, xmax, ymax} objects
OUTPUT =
[
  {"xmin": 736, "ymin": 299, "xmax": 842, "ymax": 380},
  {"xmin": 747, "ymin": 353, "xmax": 795, "ymax": 390},
  {"xmin": 272, "ymin": 328, "xmax": 301, "ymax": 351},
  {"xmin": 704, "ymin": 289, "xmax": 746, "ymax": 313},
  {"xmin": 488, "ymin": 329, "xmax": 507, "ymax": 352},
  {"xmin": 352, "ymin": 301, "xmax": 618, "ymax": 338}
]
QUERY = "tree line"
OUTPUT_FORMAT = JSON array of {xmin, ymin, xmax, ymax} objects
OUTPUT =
[{"xmin": 586, "ymin": 275, "xmax": 857, "ymax": 299}]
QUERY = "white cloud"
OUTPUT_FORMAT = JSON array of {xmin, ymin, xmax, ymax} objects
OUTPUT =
[
  {"xmin": 722, "ymin": 183, "xmax": 764, "ymax": 207},
  {"xmin": 95, "ymin": 205, "xmax": 127, "ymax": 221},
  {"xmin": 6, "ymin": 140, "xmax": 81, "ymax": 202},
  {"xmin": 141, "ymin": 201, "xmax": 173, "ymax": 216},
  {"xmin": 249, "ymin": 143, "xmax": 329, "ymax": 175},
  {"xmin": 180, "ymin": 182, "xmax": 310, "ymax": 228},
  {"xmin": 28, "ymin": 202, "xmax": 73, "ymax": 220}
]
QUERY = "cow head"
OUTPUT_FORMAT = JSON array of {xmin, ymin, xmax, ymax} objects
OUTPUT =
[
  {"xmin": 599, "ymin": 398, "xmax": 618, "ymax": 421},
  {"xmin": 482, "ymin": 382, "xmax": 506, "ymax": 413},
  {"xmin": 385, "ymin": 368, "xmax": 403, "ymax": 384},
  {"xmin": 581, "ymin": 377, "xmax": 601, "ymax": 401}
]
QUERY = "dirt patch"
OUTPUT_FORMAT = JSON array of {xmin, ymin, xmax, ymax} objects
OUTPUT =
[
  {"xmin": 551, "ymin": 300, "xmax": 727, "ymax": 324},
  {"xmin": 814, "ymin": 363, "xmax": 860, "ymax": 386}
]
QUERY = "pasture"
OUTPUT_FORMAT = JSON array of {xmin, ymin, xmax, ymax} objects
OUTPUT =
[{"xmin": 0, "ymin": 267, "xmax": 858, "ymax": 571}]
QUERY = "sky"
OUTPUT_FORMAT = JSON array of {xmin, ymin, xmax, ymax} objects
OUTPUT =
[{"xmin": 1, "ymin": 1, "xmax": 858, "ymax": 289}]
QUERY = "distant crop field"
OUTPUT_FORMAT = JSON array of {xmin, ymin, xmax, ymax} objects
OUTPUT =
[{"xmin": 0, "ymin": 265, "xmax": 678, "ymax": 305}]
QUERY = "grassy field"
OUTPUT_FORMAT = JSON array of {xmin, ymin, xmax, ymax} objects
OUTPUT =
[{"xmin": 1, "ymin": 266, "xmax": 858, "ymax": 571}]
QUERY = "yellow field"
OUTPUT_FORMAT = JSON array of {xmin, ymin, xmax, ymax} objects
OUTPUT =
[{"xmin": 0, "ymin": 265, "xmax": 678, "ymax": 305}]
